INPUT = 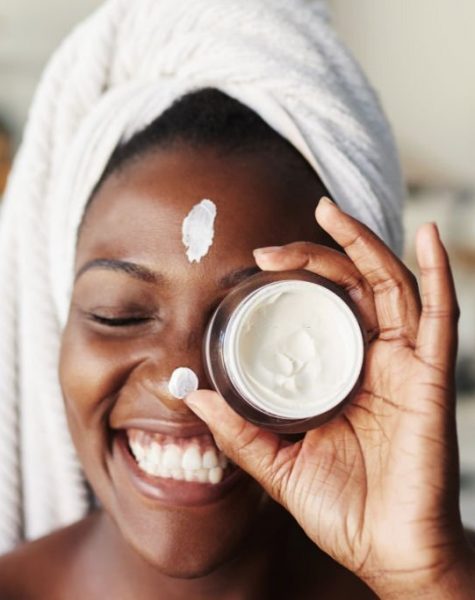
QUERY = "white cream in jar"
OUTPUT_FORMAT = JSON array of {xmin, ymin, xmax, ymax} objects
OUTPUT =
[{"xmin": 204, "ymin": 271, "xmax": 366, "ymax": 432}]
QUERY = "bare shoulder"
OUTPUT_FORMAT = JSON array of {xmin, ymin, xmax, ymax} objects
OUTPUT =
[{"xmin": 0, "ymin": 515, "xmax": 95, "ymax": 600}]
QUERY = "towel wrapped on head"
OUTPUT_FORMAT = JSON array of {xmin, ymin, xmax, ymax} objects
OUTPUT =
[{"xmin": 0, "ymin": 0, "xmax": 404, "ymax": 552}]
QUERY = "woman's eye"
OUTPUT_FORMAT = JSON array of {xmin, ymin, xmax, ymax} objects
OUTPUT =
[{"xmin": 88, "ymin": 314, "xmax": 153, "ymax": 328}]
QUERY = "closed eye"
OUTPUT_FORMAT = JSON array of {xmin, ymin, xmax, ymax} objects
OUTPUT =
[{"xmin": 88, "ymin": 314, "xmax": 154, "ymax": 327}]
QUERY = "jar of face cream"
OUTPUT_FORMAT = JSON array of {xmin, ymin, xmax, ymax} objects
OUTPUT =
[{"xmin": 203, "ymin": 271, "xmax": 366, "ymax": 433}]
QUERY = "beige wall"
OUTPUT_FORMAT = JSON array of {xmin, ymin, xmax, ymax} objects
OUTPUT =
[
  {"xmin": 330, "ymin": 0, "xmax": 475, "ymax": 188},
  {"xmin": 0, "ymin": 0, "xmax": 101, "ymax": 136}
]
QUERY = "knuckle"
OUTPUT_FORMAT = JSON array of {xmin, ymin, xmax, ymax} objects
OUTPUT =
[
  {"xmin": 286, "ymin": 240, "xmax": 315, "ymax": 253},
  {"xmin": 419, "ymin": 265, "xmax": 440, "ymax": 278},
  {"xmin": 232, "ymin": 421, "xmax": 261, "ymax": 459},
  {"xmin": 343, "ymin": 219, "xmax": 383, "ymax": 252},
  {"xmin": 343, "ymin": 229, "xmax": 368, "ymax": 253},
  {"xmin": 342, "ymin": 272, "xmax": 367, "ymax": 297},
  {"xmin": 422, "ymin": 303, "xmax": 459, "ymax": 321},
  {"xmin": 372, "ymin": 272, "xmax": 404, "ymax": 295},
  {"xmin": 280, "ymin": 241, "xmax": 317, "ymax": 267},
  {"xmin": 371, "ymin": 270, "xmax": 417, "ymax": 298}
]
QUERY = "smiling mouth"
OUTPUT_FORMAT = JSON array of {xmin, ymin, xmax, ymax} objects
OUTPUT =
[{"xmin": 124, "ymin": 428, "xmax": 234, "ymax": 485}]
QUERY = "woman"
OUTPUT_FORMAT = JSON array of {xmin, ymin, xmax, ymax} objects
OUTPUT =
[{"xmin": 0, "ymin": 1, "xmax": 473, "ymax": 598}]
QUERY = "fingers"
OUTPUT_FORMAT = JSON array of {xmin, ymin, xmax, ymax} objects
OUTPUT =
[
  {"xmin": 315, "ymin": 197, "xmax": 421, "ymax": 344},
  {"xmin": 415, "ymin": 223, "xmax": 459, "ymax": 375},
  {"xmin": 254, "ymin": 242, "xmax": 378, "ymax": 338},
  {"xmin": 184, "ymin": 390, "xmax": 296, "ymax": 505}
]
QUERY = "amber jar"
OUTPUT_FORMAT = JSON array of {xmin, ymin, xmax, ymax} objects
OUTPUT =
[{"xmin": 203, "ymin": 270, "xmax": 366, "ymax": 433}]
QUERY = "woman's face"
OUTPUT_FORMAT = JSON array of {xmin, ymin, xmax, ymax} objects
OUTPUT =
[{"xmin": 59, "ymin": 143, "xmax": 328, "ymax": 577}]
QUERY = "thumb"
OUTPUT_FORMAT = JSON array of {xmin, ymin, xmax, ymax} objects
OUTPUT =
[{"xmin": 184, "ymin": 389, "xmax": 296, "ymax": 504}]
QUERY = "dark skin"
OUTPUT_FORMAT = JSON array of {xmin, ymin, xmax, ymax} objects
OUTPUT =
[{"xmin": 0, "ymin": 144, "xmax": 473, "ymax": 599}]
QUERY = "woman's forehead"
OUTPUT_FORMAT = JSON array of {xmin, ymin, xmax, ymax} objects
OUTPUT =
[{"xmin": 76, "ymin": 145, "xmax": 324, "ymax": 268}]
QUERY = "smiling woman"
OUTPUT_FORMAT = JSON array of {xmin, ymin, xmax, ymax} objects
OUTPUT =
[
  {"xmin": 0, "ymin": 0, "xmax": 474, "ymax": 599},
  {"xmin": 58, "ymin": 89, "xmax": 332, "ymax": 580}
]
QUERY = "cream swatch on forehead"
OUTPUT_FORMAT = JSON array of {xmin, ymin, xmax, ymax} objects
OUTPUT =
[
  {"xmin": 168, "ymin": 367, "xmax": 199, "ymax": 399},
  {"xmin": 182, "ymin": 199, "xmax": 217, "ymax": 263}
]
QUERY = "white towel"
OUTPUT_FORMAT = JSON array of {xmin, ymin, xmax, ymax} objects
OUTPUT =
[{"xmin": 0, "ymin": 0, "xmax": 404, "ymax": 552}]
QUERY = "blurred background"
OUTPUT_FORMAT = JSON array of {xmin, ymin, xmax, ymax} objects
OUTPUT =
[{"xmin": 1, "ymin": 1, "xmax": 474, "ymax": 525}]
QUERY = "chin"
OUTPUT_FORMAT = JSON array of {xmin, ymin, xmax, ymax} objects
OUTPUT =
[
  {"xmin": 136, "ymin": 544, "xmax": 239, "ymax": 580},
  {"xmin": 121, "ymin": 494, "xmax": 265, "ymax": 576},
  {"xmin": 71, "ymin": 422, "xmax": 272, "ymax": 580},
  {"xmin": 98, "ymin": 468, "xmax": 270, "ymax": 581}
]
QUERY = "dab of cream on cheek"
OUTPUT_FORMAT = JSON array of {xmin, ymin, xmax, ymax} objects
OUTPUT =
[
  {"xmin": 168, "ymin": 367, "xmax": 199, "ymax": 399},
  {"xmin": 182, "ymin": 199, "xmax": 217, "ymax": 263},
  {"xmin": 225, "ymin": 281, "xmax": 364, "ymax": 419}
]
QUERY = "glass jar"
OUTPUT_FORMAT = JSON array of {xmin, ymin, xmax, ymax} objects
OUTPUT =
[{"xmin": 203, "ymin": 270, "xmax": 366, "ymax": 433}]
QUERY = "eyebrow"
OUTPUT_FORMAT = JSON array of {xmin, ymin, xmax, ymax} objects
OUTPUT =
[
  {"xmin": 75, "ymin": 259, "xmax": 162, "ymax": 284},
  {"xmin": 75, "ymin": 258, "xmax": 259, "ymax": 289}
]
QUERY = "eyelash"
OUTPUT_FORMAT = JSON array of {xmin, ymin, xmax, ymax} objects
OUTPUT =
[{"xmin": 88, "ymin": 314, "xmax": 153, "ymax": 328}]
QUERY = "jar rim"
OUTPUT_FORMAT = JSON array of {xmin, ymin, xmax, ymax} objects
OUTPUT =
[{"xmin": 222, "ymin": 279, "xmax": 364, "ymax": 420}]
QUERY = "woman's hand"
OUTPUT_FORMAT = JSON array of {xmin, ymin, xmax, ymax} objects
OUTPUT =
[{"xmin": 185, "ymin": 197, "xmax": 475, "ymax": 598}]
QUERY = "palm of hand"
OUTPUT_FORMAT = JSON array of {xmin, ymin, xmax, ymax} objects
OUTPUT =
[{"xmin": 289, "ymin": 339, "xmax": 458, "ymax": 579}]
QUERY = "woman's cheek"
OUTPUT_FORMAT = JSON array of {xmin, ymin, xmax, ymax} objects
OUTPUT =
[{"xmin": 59, "ymin": 322, "xmax": 134, "ymax": 423}]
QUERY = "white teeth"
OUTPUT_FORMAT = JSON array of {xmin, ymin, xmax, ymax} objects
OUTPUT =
[
  {"xmin": 202, "ymin": 449, "xmax": 219, "ymax": 469},
  {"xmin": 162, "ymin": 445, "xmax": 182, "ymax": 469},
  {"xmin": 149, "ymin": 443, "xmax": 162, "ymax": 464},
  {"xmin": 182, "ymin": 446, "xmax": 202, "ymax": 470},
  {"xmin": 130, "ymin": 441, "xmax": 145, "ymax": 462},
  {"xmin": 171, "ymin": 468, "xmax": 184, "ymax": 480},
  {"xmin": 139, "ymin": 457, "xmax": 156, "ymax": 476},
  {"xmin": 159, "ymin": 466, "xmax": 171, "ymax": 479},
  {"xmin": 184, "ymin": 469, "xmax": 194, "ymax": 482},
  {"xmin": 209, "ymin": 466, "xmax": 224, "ymax": 484},
  {"xmin": 126, "ymin": 430, "xmax": 232, "ymax": 485},
  {"xmin": 195, "ymin": 468, "xmax": 208, "ymax": 483}
]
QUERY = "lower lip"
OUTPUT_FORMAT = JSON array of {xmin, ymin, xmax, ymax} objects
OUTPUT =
[{"xmin": 112, "ymin": 431, "xmax": 247, "ymax": 507}]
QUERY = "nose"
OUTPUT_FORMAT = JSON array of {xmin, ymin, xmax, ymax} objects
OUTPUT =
[
  {"xmin": 166, "ymin": 328, "xmax": 210, "ymax": 399},
  {"xmin": 169, "ymin": 313, "xmax": 210, "ymax": 377},
  {"xmin": 134, "ymin": 313, "xmax": 212, "ymax": 415}
]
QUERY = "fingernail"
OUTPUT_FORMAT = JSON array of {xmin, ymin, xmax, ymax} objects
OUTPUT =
[
  {"xmin": 253, "ymin": 246, "xmax": 283, "ymax": 256},
  {"xmin": 320, "ymin": 196, "xmax": 336, "ymax": 207}
]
